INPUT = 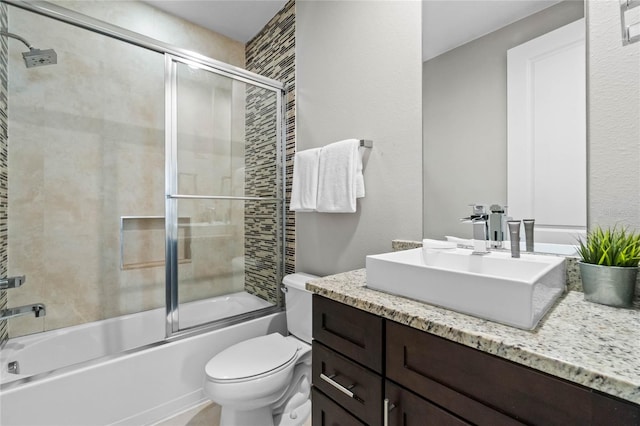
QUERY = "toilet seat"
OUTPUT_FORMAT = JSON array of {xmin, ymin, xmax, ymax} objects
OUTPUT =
[{"xmin": 205, "ymin": 333, "xmax": 298, "ymax": 383}]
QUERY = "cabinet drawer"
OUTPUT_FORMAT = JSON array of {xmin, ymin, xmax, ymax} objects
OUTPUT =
[
  {"xmin": 313, "ymin": 341, "xmax": 383, "ymax": 426},
  {"xmin": 386, "ymin": 321, "xmax": 640, "ymax": 425},
  {"xmin": 312, "ymin": 388, "xmax": 365, "ymax": 426},
  {"xmin": 386, "ymin": 380, "xmax": 470, "ymax": 426},
  {"xmin": 313, "ymin": 295, "xmax": 384, "ymax": 373}
]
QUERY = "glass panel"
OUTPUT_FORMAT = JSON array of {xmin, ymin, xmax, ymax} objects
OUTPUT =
[
  {"xmin": 6, "ymin": 6, "xmax": 165, "ymax": 338},
  {"xmin": 175, "ymin": 62, "xmax": 279, "ymax": 198},
  {"xmin": 173, "ymin": 61, "xmax": 282, "ymax": 330},
  {"xmin": 175, "ymin": 199, "xmax": 279, "ymax": 330}
]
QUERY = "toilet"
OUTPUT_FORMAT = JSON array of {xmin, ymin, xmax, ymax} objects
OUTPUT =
[{"xmin": 204, "ymin": 272, "xmax": 318, "ymax": 426}]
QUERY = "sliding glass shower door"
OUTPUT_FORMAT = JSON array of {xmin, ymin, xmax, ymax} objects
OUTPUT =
[
  {"xmin": 4, "ymin": 0, "xmax": 285, "ymax": 348},
  {"xmin": 165, "ymin": 56, "xmax": 284, "ymax": 334}
]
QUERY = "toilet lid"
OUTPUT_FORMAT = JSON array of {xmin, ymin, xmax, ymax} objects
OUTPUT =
[{"xmin": 205, "ymin": 333, "xmax": 298, "ymax": 381}]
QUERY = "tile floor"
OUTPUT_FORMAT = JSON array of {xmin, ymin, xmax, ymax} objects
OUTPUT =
[{"xmin": 154, "ymin": 401, "xmax": 312, "ymax": 426}]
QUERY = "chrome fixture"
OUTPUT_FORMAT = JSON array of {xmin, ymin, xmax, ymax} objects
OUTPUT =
[
  {"xmin": 462, "ymin": 204, "xmax": 507, "ymax": 254},
  {"xmin": 8, "ymin": 361, "xmax": 20, "ymax": 375},
  {"xmin": 0, "ymin": 29, "xmax": 58, "ymax": 68},
  {"xmin": 0, "ymin": 275, "xmax": 26, "ymax": 290},
  {"xmin": 471, "ymin": 218, "xmax": 489, "ymax": 255},
  {"xmin": 621, "ymin": 0, "xmax": 640, "ymax": 46},
  {"xmin": 461, "ymin": 204, "xmax": 489, "ymax": 254},
  {"xmin": 487, "ymin": 204, "xmax": 506, "ymax": 249},
  {"xmin": 0, "ymin": 303, "xmax": 46, "ymax": 320}
]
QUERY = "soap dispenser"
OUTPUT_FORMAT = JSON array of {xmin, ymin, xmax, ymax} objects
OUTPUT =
[{"xmin": 488, "ymin": 204, "xmax": 506, "ymax": 248}]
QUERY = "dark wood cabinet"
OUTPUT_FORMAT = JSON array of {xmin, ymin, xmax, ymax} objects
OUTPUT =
[
  {"xmin": 312, "ymin": 388, "xmax": 365, "ymax": 426},
  {"xmin": 385, "ymin": 380, "xmax": 470, "ymax": 426},
  {"xmin": 386, "ymin": 320, "xmax": 640, "ymax": 426},
  {"xmin": 312, "ymin": 295, "xmax": 384, "ymax": 426},
  {"xmin": 312, "ymin": 294, "xmax": 384, "ymax": 373},
  {"xmin": 313, "ymin": 341, "xmax": 383, "ymax": 425},
  {"xmin": 312, "ymin": 295, "xmax": 640, "ymax": 426}
]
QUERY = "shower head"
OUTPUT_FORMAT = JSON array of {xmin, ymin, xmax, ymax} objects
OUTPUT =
[
  {"xmin": 22, "ymin": 48, "xmax": 57, "ymax": 68},
  {"xmin": 0, "ymin": 29, "xmax": 57, "ymax": 68}
]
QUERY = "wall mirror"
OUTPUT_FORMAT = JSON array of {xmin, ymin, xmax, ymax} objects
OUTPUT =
[{"xmin": 422, "ymin": 0, "xmax": 586, "ymax": 254}]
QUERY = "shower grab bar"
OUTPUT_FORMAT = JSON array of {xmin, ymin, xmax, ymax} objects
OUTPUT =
[{"xmin": 167, "ymin": 195, "xmax": 280, "ymax": 201}]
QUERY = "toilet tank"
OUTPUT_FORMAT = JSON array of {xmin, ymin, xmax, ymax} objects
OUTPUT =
[{"xmin": 282, "ymin": 273, "xmax": 318, "ymax": 344}]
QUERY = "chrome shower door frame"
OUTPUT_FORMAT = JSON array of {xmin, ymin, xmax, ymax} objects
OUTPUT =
[{"xmin": 164, "ymin": 54, "xmax": 286, "ymax": 337}]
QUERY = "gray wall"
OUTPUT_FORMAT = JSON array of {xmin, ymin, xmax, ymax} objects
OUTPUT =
[
  {"xmin": 423, "ymin": 1, "xmax": 584, "ymax": 239},
  {"xmin": 295, "ymin": 0, "xmax": 423, "ymax": 276},
  {"xmin": 587, "ymin": 1, "xmax": 640, "ymax": 230}
]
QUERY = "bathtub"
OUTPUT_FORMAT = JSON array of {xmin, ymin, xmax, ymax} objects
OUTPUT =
[{"xmin": 0, "ymin": 292, "xmax": 285, "ymax": 426}]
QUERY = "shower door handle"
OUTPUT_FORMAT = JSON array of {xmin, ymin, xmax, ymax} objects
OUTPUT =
[{"xmin": 0, "ymin": 275, "xmax": 26, "ymax": 290}]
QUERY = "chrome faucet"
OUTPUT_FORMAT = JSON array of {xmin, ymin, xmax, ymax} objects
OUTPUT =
[
  {"xmin": 461, "ymin": 204, "xmax": 489, "ymax": 254},
  {"xmin": 471, "ymin": 218, "xmax": 489, "ymax": 254},
  {"xmin": 462, "ymin": 204, "xmax": 507, "ymax": 253},
  {"xmin": 0, "ymin": 303, "xmax": 46, "ymax": 320}
]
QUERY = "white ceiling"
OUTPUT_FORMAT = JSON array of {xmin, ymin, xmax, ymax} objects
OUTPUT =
[
  {"xmin": 144, "ymin": 0, "xmax": 564, "ymax": 61},
  {"xmin": 422, "ymin": 0, "xmax": 564, "ymax": 61},
  {"xmin": 145, "ymin": 0, "xmax": 289, "ymax": 43}
]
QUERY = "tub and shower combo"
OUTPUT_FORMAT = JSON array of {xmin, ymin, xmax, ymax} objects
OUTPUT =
[{"xmin": 0, "ymin": 1, "xmax": 289, "ymax": 424}]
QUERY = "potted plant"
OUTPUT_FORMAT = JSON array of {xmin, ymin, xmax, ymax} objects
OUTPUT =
[{"xmin": 576, "ymin": 226, "xmax": 640, "ymax": 307}]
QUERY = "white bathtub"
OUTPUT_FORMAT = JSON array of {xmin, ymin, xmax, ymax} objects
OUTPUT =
[{"xmin": 0, "ymin": 292, "xmax": 285, "ymax": 426}]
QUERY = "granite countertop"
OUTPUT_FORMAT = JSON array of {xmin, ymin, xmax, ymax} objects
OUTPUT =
[{"xmin": 306, "ymin": 269, "xmax": 640, "ymax": 405}]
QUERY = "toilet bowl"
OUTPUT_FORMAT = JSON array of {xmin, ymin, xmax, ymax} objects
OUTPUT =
[{"xmin": 203, "ymin": 273, "xmax": 317, "ymax": 426}]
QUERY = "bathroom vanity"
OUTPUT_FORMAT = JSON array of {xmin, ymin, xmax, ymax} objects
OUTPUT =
[{"xmin": 308, "ymin": 270, "xmax": 640, "ymax": 425}]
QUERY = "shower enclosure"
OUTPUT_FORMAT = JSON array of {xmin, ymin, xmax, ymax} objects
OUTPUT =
[{"xmin": 1, "ymin": 0, "xmax": 285, "ymax": 362}]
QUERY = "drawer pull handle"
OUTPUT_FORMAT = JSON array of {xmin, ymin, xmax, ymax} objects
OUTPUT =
[
  {"xmin": 320, "ymin": 373, "xmax": 356, "ymax": 398},
  {"xmin": 383, "ymin": 398, "xmax": 396, "ymax": 426}
]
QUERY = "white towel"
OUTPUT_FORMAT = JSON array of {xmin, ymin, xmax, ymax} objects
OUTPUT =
[
  {"xmin": 317, "ymin": 139, "xmax": 365, "ymax": 213},
  {"xmin": 289, "ymin": 148, "xmax": 321, "ymax": 212}
]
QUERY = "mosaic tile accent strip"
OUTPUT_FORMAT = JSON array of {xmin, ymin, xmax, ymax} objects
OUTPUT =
[
  {"xmin": 0, "ymin": 2, "xmax": 8, "ymax": 349},
  {"xmin": 306, "ymin": 270, "xmax": 640, "ymax": 405},
  {"xmin": 244, "ymin": 0, "xmax": 295, "ymax": 304}
]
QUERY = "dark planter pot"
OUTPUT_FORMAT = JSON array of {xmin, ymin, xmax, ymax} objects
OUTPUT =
[{"xmin": 579, "ymin": 262, "xmax": 638, "ymax": 308}]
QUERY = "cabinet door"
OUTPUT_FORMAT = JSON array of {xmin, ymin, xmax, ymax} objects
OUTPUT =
[
  {"xmin": 313, "ymin": 295, "xmax": 384, "ymax": 373},
  {"xmin": 386, "ymin": 320, "xmax": 640, "ymax": 425},
  {"xmin": 312, "ymin": 388, "xmax": 365, "ymax": 426},
  {"xmin": 313, "ymin": 342, "xmax": 383, "ymax": 425},
  {"xmin": 385, "ymin": 381, "xmax": 470, "ymax": 426}
]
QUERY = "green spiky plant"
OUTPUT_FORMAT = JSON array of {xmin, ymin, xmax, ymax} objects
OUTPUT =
[{"xmin": 576, "ymin": 226, "xmax": 640, "ymax": 267}]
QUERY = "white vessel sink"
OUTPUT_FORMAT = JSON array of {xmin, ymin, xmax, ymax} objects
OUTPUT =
[{"xmin": 365, "ymin": 248, "xmax": 566, "ymax": 330}]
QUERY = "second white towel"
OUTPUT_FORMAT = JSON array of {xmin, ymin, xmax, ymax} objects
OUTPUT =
[{"xmin": 317, "ymin": 139, "xmax": 365, "ymax": 213}]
